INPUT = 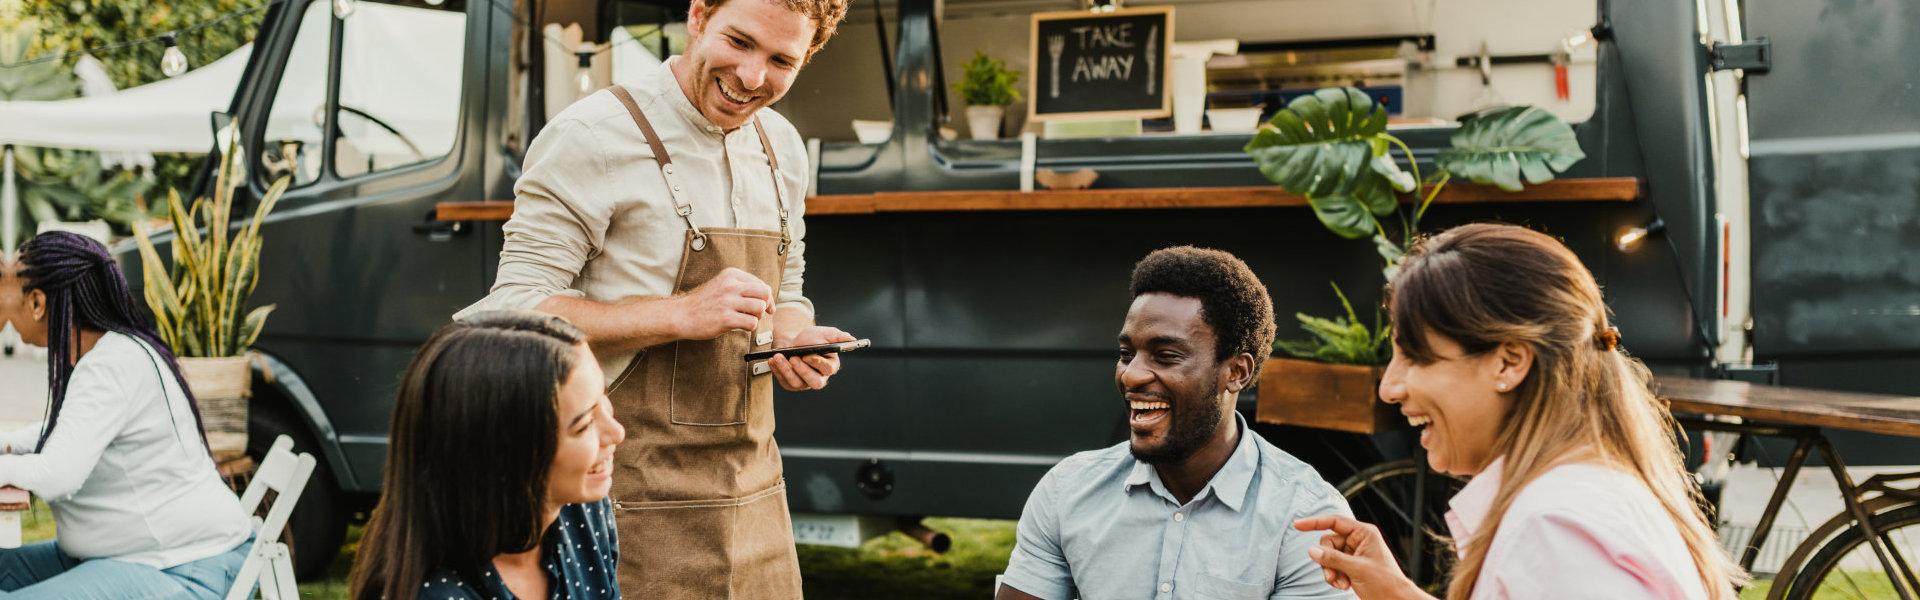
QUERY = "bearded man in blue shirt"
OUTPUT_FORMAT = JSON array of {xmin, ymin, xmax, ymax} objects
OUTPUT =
[{"xmin": 997, "ymin": 246, "xmax": 1358, "ymax": 600}]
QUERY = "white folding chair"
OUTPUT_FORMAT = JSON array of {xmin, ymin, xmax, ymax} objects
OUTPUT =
[{"xmin": 225, "ymin": 435, "xmax": 317, "ymax": 600}]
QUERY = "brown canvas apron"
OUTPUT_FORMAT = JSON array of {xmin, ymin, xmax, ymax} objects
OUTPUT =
[{"xmin": 604, "ymin": 85, "xmax": 802, "ymax": 599}]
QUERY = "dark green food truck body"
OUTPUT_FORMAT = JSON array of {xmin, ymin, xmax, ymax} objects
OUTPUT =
[{"xmin": 123, "ymin": 0, "xmax": 1920, "ymax": 576}]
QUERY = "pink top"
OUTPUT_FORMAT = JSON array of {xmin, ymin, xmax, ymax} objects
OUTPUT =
[{"xmin": 1444, "ymin": 457, "xmax": 1712, "ymax": 600}]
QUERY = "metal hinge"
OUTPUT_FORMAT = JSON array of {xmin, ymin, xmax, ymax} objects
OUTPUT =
[{"xmin": 1709, "ymin": 37, "xmax": 1771, "ymax": 73}]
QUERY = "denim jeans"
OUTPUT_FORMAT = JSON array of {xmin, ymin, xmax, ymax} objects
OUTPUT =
[{"xmin": 0, "ymin": 536, "xmax": 253, "ymax": 600}]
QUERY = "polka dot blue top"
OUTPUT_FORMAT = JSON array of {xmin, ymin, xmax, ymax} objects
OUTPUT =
[{"xmin": 417, "ymin": 499, "xmax": 621, "ymax": 600}]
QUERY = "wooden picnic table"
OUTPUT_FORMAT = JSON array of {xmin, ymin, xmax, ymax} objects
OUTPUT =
[
  {"xmin": 1655, "ymin": 375, "xmax": 1920, "ymax": 598},
  {"xmin": 1655, "ymin": 375, "xmax": 1920, "ymax": 438}
]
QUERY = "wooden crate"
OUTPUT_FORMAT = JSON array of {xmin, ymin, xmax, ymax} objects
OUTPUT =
[{"xmin": 1254, "ymin": 357, "xmax": 1406, "ymax": 434}]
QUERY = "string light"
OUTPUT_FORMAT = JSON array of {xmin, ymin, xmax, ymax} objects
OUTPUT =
[
  {"xmin": 575, "ymin": 51, "xmax": 595, "ymax": 96},
  {"xmin": 0, "ymin": 0, "xmax": 273, "ymax": 70},
  {"xmin": 159, "ymin": 33, "xmax": 189, "ymax": 77},
  {"xmin": 4, "ymin": 0, "xmax": 654, "ymax": 77},
  {"xmin": 1616, "ymin": 217, "xmax": 1666, "ymax": 252}
]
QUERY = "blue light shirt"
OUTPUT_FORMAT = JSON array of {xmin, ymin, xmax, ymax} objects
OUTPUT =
[
  {"xmin": 1002, "ymin": 414, "xmax": 1357, "ymax": 600},
  {"xmin": 417, "ymin": 499, "xmax": 621, "ymax": 600}
]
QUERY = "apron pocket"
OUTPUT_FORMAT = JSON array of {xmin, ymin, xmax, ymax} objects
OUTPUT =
[
  {"xmin": 612, "ymin": 485, "xmax": 800, "ymax": 600},
  {"xmin": 729, "ymin": 486, "xmax": 803, "ymax": 599},
  {"xmin": 669, "ymin": 330, "xmax": 753, "ymax": 426},
  {"xmin": 614, "ymin": 498, "xmax": 737, "ymax": 598}
]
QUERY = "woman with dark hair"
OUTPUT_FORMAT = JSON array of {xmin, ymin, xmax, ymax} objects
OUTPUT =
[
  {"xmin": 1293, "ymin": 223, "xmax": 1745, "ymax": 599},
  {"xmin": 0, "ymin": 231, "xmax": 252, "ymax": 598},
  {"xmin": 349, "ymin": 310, "xmax": 624, "ymax": 600}
]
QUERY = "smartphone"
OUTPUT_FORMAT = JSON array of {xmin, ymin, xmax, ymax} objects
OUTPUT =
[{"xmin": 744, "ymin": 339, "xmax": 871, "ymax": 362}]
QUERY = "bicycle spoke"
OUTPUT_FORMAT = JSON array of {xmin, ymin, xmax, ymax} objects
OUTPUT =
[
  {"xmin": 1889, "ymin": 528, "xmax": 1920, "ymax": 597},
  {"xmin": 1339, "ymin": 460, "xmax": 1467, "ymax": 590},
  {"xmin": 1358, "ymin": 475, "xmax": 1420, "ymax": 527},
  {"xmin": 1818, "ymin": 541, "xmax": 1890, "ymax": 600}
]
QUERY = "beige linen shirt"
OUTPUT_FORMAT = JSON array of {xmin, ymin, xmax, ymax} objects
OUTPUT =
[{"xmin": 459, "ymin": 57, "xmax": 813, "ymax": 381}]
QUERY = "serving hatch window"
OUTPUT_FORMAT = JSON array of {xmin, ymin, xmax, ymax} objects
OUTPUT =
[{"xmin": 899, "ymin": 0, "xmax": 1599, "ymax": 135}]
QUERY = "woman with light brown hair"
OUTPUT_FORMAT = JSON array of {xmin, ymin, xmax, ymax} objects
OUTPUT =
[{"xmin": 1293, "ymin": 223, "xmax": 1744, "ymax": 599}]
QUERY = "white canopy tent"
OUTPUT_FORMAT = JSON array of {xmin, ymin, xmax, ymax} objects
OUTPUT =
[
  {"xmin": 0, "ymin": 44, "xmax": 252, "ymax": 154},
  {"xmin": 0, "ymin": 2, "xmax": 467, "ymax": 154},
  {"xmin": 0, "ymin": 1, "xmax": 469, "ymax": 251}
]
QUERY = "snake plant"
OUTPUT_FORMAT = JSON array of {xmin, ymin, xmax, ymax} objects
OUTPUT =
[{"xmin": 131, "ymin": 139, "xmax": 289, "ymax": 358}]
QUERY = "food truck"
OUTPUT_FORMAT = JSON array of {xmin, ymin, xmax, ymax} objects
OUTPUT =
[{"xmin": 163, "ymin": 0, "xmax": 1918, "ymax": 577}]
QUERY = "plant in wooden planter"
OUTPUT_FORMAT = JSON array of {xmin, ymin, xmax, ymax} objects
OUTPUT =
[
  {"xmin": 130, "ymin": 141, "xmax": 289, "ymax": 462},
  {"xmin": 1257, "ymin": 282, "xmax": 1399, "ymax": 433},
  {"xmin": 1245, "ymin": 87, "xmax": 1585, "ymax": 431}
]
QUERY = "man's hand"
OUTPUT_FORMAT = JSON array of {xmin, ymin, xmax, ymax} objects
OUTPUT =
[
  {"xmin": 1292, "ymin": 514, "xmax": 1433, "ymax": 599},
  {"xmin": 673, "ymin": 268, "xmax": 774, "ymax": 340},
  {"xmin": 769, "ymin": 326, "xmax": 855, "ymax": 391}
]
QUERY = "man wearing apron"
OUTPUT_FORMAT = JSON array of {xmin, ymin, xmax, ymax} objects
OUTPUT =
[{"xmin": 457, "ymin": 0, "xmax": 853, "ymax": 596}]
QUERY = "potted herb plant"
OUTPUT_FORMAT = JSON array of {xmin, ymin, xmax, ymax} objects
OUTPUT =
[
  {"xmin": 1244, "ymin": 87, "xmax": 1585, "ymax": 433},
  {"xmin": 130, "ymin": 140, "xmax": 289, "ymax": 463},
  {"xmin": 952, "ymin": 50, "xmax": 1022, "ymax": 140}
]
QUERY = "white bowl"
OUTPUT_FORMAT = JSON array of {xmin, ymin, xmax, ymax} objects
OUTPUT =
[
  {"xmin": 851, "ymin": 120, "xmax": 892, "ymax": 144},
  {"xmin": 1208, "ymin": 107, "xmax": 1264, "ymax": 132}
]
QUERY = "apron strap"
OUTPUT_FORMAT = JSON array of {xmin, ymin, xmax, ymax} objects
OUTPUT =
[
  {"xmin": 750, "ymin": 116, "xmax": 792, "ymax": 255},
  {"xmin": 608, "ymin": 85, "xmax": 706, "ymax": 249}
]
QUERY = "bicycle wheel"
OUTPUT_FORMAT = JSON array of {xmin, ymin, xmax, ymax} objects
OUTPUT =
[
  {"xmin": 1782, "ymin": 503, "xmax": 1920, "ymax": 600},
  {"xmin": 1336, "ymin": 458, "xmax": 1469, "ymax": 591}
]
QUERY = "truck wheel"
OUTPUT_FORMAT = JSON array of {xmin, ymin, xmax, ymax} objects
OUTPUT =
[{"xmin": 247, "ymin": 407, "xmax": 349, "ymax": 580}]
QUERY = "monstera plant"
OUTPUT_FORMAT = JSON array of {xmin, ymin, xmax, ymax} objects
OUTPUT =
[{"xmin": 1246, "ymin": 87, "xmax": 1585, "ymax": 365}]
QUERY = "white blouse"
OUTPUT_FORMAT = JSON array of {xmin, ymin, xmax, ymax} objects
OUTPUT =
[{"xmin": 0, "ymin": 332, "xmax": 251, "ymax": 568}]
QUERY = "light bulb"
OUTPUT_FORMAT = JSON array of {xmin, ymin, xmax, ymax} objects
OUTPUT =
[
  {"xmin": 160, "ymin": 34, "xmax": 189, "ymax": 77},
  {"xmin": 576, "ymin": 52, "xmax": 595, "ymax": 96},
  {"xmin": 1616, "ymin": 217, "xmax": 1666, "ymax": 252},
  {"xmin": 333, "ymin": 0, "xmax": 356, "ymax": 19},
  {"xmin": 1615, "ymin": 227, "xmax": 1649, "ymax": 252},
  {"xmin": 424, "ymin": 0, "xmax": 443, "ymax": 4}
]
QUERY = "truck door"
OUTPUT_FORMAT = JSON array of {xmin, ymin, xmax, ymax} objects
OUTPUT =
[
  {"xmin": 1742, "ymin": 1, "xmax": 1920, "ymax": 392},
  {"xmin": 234, "ymin": 0, "xmax": 487, "ymax": 486}
]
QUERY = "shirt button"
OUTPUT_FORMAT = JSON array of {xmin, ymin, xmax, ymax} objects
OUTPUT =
[
  {"xmin": 1160, "ymin": 582, "xmax": 1171, "ymax": 593},
  {"xmin": 1173, "ymin": 512, "xmax": 1184, "ymax": 522}
]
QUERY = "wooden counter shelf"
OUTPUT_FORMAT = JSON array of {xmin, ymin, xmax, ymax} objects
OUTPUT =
[{"xmin": 437, "ymin": 177, "xmax": 1642, "ymax": 221}]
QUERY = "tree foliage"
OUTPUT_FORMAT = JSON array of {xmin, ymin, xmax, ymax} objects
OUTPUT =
[
  {"xmin": 1, "ymin": 0, "xmax": 263, "ymax": 240},
  {"xmin": 20, "ymin": 0, "xmax": 264, "ymax": 91}
]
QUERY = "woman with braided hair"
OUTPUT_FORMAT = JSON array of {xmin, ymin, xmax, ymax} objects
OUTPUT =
[
  {"xmin": 0, "ymin": 231, "xmax": 252, "ymax": 599},
  {"xmin": 1292, "ymin": 223, "xmax": 1746, "ymax": 599}
]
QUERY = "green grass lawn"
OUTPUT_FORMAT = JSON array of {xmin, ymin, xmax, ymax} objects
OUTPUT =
[
  {"xmin": 28, "ymin": 509, "xmax": 1887, "ymax": 600},
  {"xmin": 800, "ymin": 517, "xmax": 1017, "ymax": 600},
  {"xmin": 289, "ymin": 517, "xmax": 1014, "ymax": 600},
  {"xmin": 21, "ymin": 499, "xmax": 54, "ymax": 542},
  {"xmin": 23, "ymin": 502, "xmax": 1015, "ymax": 599},
  {"xmin": 1741, "ymin": 573, "xmax": 1907, "ymax": 599}
]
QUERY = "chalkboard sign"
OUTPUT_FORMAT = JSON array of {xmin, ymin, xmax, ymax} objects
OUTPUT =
[{"xmin": 1027, "ymin": 6, "xmax": 1173, "ymax": 120}]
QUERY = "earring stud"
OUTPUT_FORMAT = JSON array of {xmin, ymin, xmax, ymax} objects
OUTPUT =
[{"xmin": 1497, "ymin": 382, "xmax": 1509, "ymax": 391}]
